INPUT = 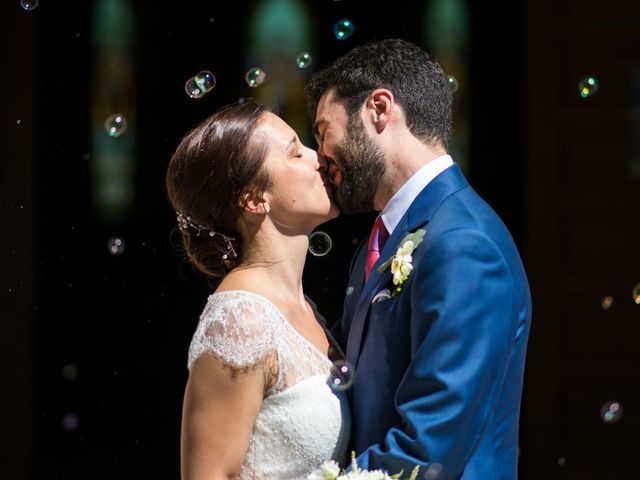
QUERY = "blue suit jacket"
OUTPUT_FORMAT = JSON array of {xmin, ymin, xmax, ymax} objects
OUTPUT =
[{"xmin": 332, "ymin": 164, "xmax": 531, "ymax": 479}]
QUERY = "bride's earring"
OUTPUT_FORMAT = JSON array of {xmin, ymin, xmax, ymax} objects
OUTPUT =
[{"xmin": 262, "ymin": 203, "xmax": 270, "ymax": 214}]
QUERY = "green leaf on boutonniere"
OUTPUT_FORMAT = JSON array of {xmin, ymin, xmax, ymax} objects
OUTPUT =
[{"xmin": 377, "ymin": 228, "xmax": 426, "ymax": 274}]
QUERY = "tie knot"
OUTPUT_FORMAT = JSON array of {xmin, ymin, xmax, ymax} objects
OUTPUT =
[{"xmin": 368, "ymin": 216, "xmax": 389, "ymax": 253}]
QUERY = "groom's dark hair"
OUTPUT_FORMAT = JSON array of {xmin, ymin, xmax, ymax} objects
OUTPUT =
[{"xmin": 305, "ymin": 38, "xmax": 453, "ymax": 149}]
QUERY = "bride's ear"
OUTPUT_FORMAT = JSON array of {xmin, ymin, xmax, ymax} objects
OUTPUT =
[{"xmin": 239, "ymin": 189, "xmax": 270, "ymax": 215}]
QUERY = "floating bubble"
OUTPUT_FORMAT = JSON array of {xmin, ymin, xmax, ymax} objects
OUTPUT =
[
  {"xmin": 424, "ymin": 463, "xmax": 443, "ymax": 480},
  {"xmin": 447, "ymin": 75, "xmax": 459, "ymax": 93},
  {"xmin": 632, "ymin": 283, "xmax": 640, "ymax": 304},
  {"xmin": 557, "ymin": 457, "xmax": 566, "ymax": 466},
  {"xmin": 600, "ymin": 401, "xmax": 623, "ymax": 423},
  {"xmin": 20, "ymin": 0, "xmax": 38, "ymax": 11},
  {"xmin": 346, "ymin": 286, "xmax": 354, "ymax": 296},
  {"xmin": 104, "ymin": 113, "xmax": 128, "ymax": 138},
  {"xmin": 107, "ymin": 237, "xmax": 125, "ymax": 255},
  {"xmin": 296, "ymin": 52, "xmax": 313, "ymax": 69},
  {"xmin": 245, "ymin": 68, "xmax": 266, "ymax": 88},
  {"xmin": 62, "ymin": 363, "xmax": 78, "ymax": 381},
  {"xmin": 601, "ymin": 295, "xmax": 614, "ymax": 310},
  {"xmin": 195, "ymin": 70, "xmax": 216, "ymax": 91},
  {"xmin": 329, "ymin": 360, "xmax": 355, "ymax": 391},
  {"xmin": 185, "ymin": 71, "xmax": 216, "ymax": 99},
  {"xmin": 308, "ymin": 231, "xmax": 332, "ymax": 256},
  {"xmin": 578, "ymin": 76, "xmax": 599, "ymax": 98},
  {"xmin": 62, "ymin": 412, "xmax": 79, "ymax": 432},
  {"xmin": 333, "ymin": 19, "xmax": 355, "ymax": 40}
]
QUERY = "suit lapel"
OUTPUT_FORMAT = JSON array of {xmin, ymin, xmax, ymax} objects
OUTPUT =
[{"xmin": 345, "ymin": 164, "xmax": 469, "ymax": 367}]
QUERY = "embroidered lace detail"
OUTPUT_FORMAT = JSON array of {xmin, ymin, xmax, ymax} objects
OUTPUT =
[{"xmin": 187, "ymin": 290, "xmax": 350, "ymax": 479}]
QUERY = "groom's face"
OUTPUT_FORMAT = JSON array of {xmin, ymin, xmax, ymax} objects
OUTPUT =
[{"xmin": 314, "ymin": 89, "xmax": 387, "ymax": 214}]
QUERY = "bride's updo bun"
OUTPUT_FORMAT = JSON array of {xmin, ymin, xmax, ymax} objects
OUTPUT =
[{"xmin": 166, "ymin": 100, "xmax": 270, "ymax": 279}]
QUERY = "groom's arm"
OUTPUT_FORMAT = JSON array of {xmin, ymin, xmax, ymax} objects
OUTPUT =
[{"xmin": 355, "ymin": 228, "xmax": 521, "ymax": 478}]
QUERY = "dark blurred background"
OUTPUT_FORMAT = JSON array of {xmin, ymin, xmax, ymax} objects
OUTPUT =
[{"xmin": 1, "ymin": 0, "xmax": 639, "ymax": 479}]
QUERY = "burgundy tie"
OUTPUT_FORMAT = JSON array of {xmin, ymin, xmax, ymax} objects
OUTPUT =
[{"xmin": 364, "ymin": 216, "xmax": 389, "ymax": 282}]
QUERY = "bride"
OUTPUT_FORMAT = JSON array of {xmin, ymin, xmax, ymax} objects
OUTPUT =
[{"xmin": 166, "ymin": 100, "xmax": 350, "ymax": 479}]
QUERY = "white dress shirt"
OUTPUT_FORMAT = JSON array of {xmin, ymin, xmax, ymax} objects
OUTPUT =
[{"xmin": 380, "ymin": 154, "xmax": 454, "ymax": 234}]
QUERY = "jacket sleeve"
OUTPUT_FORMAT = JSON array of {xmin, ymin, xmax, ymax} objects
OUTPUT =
[{"xmin": 354, "ymin": 228, "xmax": 519, "ymax": 479}]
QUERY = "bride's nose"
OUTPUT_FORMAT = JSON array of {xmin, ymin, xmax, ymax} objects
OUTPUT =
[{"xmin": 316, "ymin": 151, "xmax": 328, "ymax": 172}]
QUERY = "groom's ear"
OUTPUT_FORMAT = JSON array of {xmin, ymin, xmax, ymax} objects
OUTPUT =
[{"xmin": 365, "ymin": 88, "xmax": 394, "ymax": 134}]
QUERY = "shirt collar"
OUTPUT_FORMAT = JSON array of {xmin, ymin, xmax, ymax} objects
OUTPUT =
[{"xmin": 380, "ymin": 154, "xmax": 454, "ymax": 234}]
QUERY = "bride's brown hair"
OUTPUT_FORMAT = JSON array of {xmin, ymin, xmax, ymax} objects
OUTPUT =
[{"xmin": 166, "ymin": 100, "xmax": 270, "ymax": 279}]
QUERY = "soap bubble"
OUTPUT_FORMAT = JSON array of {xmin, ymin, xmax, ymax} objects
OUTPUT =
[
  {"xmin": 447, "ymin": 75, "xmax": 459, "ymax": 93},
  {"xmin": 424, "ymin": 463, "xmax": 443, "ymax": 479},
  {"xmin": 632, "ymin": 283, "xmax": 640, "ymax": 304},
  {"xmin": 185, "ymin": 71, "xmax": 216, "ymax": 99},
  {"xmin": 600, "ymin": 401, "xmax": 623, "ymax": 423},
  {"xmin": 329, "ymin": 360, "xmax": 355, "ymax": 391},
  {"xmin": 104, "ymin": 114, "xmax": 128, "ymax": 138},
  {"xmin": 62, "ymin": 363, "xmax": 78, "ymax": 381},
  {"xmin": 346, "ymin": 286, "xmax": 354, "ymax": 296},
  {"xmin": 245, "ymin": 68, "xmax": 266, "ymax": 88},
  {"xmin": 20, "ymin": 0, "xmax": 38, "ymax": 11},
  {"xmin": 578, "ymin": 76, "xmax": 599, "ymax": 98},
  {"xmin": 296, "ymin": 52, "xmax": 313, "ymax": 69},
  {"xmin": 333, "ymin": 19, "xmax": 355, "ymax": 40},
  {"xmin": 557, "ymin": 457, "xmax": 566, "ymax": 466},
  {"xmin": 62, "ymin": 413, "xmax": 79, "ymax": 432},
  {"xmin": 107, "ymin": 237, "xmax": 125, "ymax": 255},
  {"xmin": 601, "ymin": 295, "xmax": 614, "ymax": 310},
  {"xmin": 308, "ymin": 231, "xmax": 332, "ymax": 256}
]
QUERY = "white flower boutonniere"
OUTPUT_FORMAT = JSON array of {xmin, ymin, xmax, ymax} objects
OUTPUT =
[{"xmin": 377, "ymin": 229, "xmax": 426, "ymax": 297}]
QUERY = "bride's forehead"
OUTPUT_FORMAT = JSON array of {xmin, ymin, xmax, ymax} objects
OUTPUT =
[{"xmin": 257, "ymin": 112, "xmax": 295, "ymax": 143}]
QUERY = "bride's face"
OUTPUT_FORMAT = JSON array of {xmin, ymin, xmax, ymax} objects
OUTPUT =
[{"xmin": 257, "ymin": 112, "xmax": 339, "ymax": 230}]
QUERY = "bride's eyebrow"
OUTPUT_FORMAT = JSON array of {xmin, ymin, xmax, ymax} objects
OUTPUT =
[{"xmin": 285, "ymin": 135, "xmax": 297, "ymax": 151}]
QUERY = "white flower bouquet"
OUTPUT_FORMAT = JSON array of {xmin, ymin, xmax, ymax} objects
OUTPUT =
[{"xmin": 308, "ymin": 452, "xmax": 420, "ymax": 480}]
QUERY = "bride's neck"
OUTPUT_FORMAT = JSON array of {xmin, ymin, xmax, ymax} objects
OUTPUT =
[{"xmin": 231, "ymin": 223, "xmax": 310, "ymax": 302}]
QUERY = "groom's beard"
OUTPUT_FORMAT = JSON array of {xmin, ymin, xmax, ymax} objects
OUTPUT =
[{"xmin": 333, "ymin": 115, "xmax": 387, "ymax": 214}]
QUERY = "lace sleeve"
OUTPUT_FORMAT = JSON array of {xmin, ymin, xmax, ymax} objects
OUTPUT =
[{"xmin": 187, "ymin": 291, "xmax": 282, "ymax": 372}]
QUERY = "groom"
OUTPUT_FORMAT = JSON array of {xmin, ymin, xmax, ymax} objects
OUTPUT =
[{"xmin": 305, "ymin": 39, "xmax": 531, "ymax": 479}]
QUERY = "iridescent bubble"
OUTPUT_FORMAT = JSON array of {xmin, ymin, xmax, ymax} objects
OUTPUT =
[
  {"xmin": 20, "ymin": 0, "xmax": 38, "ymax": 11},
  {"xmin": 196, "ymin": 70, "xmax": 216, "ymax": 89},
  {"xmin": 296, "ymin": 52, "xmax": 313, "ymax": 69},
  {"xmin": 632, "ymin": 283, "xmax": 640, "ymax": 304},
  {"xmin": 107, "ymin": 237, "xmax": 125, "ymax": 255},
  {"xmin": 104, "ymin": 113, "xmax": 128, "ymax": 138},
  {"xmin": 447, "ymin": 75, "xmax": 459, "ymax": 93},
  {"xmin": 245, "ymin": 68, "xmax": 266, "ymax": 88},
  {"xmin": 578, "ymin": 76, "xmax": 599, "ymax": 98},
  {"xmin": 424, "ymin": 463, "xmax": 443, "ymax": 480},
  {"xmin": 600, "ymin": 401, "xmax": 623, "ymax": 423},
  {"xmin": 185, "ymin": 70, "xmax": 216, "ymax": 99},
  {"xmin": 601, "ymin": 295, "xmax": 614, "ymax": 310},
  {"xmin": 346, "ymin": 286, "xmax": 354, "ymax": 296},
  {"xmin": 329, "ymin": 360, "xmax": 355, "ymax": 391},
  {"xmin": 62, "ymin": 363, "xmax": 78, "ymax": 381},
  {"xmin": 308, "ymin": 231, "xmax": 332, "ymax": 256},
  {"xmin": 333, "ymin": 19, "xmax": 355, "ymax": 41},
  {"xmin": 62, "ymin": 412, "xmax": 79, "ymax": 432}
]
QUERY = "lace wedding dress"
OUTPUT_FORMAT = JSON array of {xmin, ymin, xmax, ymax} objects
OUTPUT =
[{"xmin": 187, "ymin": 290, "xmax": 351, "ymax": 480}]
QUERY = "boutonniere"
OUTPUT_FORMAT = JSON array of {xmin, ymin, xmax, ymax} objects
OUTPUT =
[{"xmin": 377, "ymin": 229, "xmax": 426, "ymax": 296}]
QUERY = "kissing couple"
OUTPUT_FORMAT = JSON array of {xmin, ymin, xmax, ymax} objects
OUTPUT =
[{"xmin": 167, "ymin": 38, "xmax": 532, "ymax": 480}]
